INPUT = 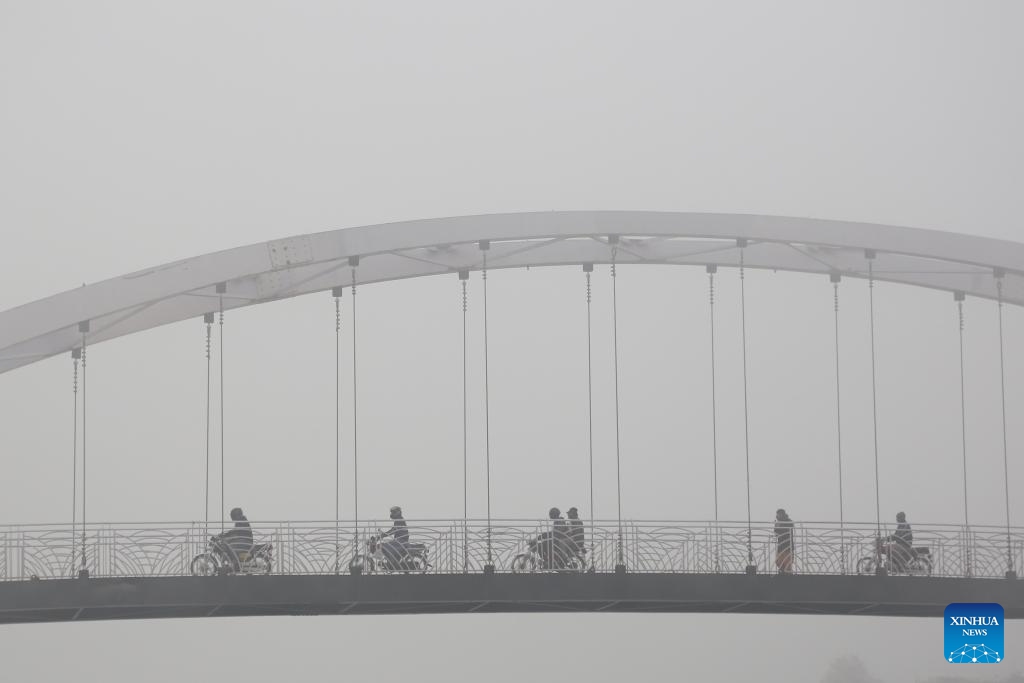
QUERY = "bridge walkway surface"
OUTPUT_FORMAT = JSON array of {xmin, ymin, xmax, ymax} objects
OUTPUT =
[{"xmin": 1, "ymin": 573, "xmax": 1022, "ymax": 624}]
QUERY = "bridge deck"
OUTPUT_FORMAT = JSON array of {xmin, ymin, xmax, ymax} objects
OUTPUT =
[{"xmin": 1, "ymin": 573, "xmax": 1021, "ymax": 624}]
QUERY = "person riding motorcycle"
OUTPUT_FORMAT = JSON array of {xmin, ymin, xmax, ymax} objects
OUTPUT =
[
  {"xmin": 536, "ymin": 507, "xmax": 572, "ymax": 569},
  {"xmin": 887, "ymin": 511, "xmax": 913, "ymax": 572},
  {"xmin": 380, "ymin": 506, "xmax": 409, "ymax": 569},
  {"xmin": 212, "ymin": 507, "xmax": 253, "ymax": 572}
]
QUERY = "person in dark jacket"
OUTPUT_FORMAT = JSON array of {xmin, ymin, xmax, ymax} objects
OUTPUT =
[
  {"xmin": 889, "ymin": 511, "xmax": 913, "ymax": 573},
  {"xmin": 213, "ymin": 507, "xmax": 253, "ymax": 572},
  {"xmin": 566, "ymin": 507, "xmax": 585, "ymax": 556},
  {"xmin": 537, "ymin": 507, "xmax": 571, "ymax": 569},
  {"xmin": 774, "ymin": 508, "xmax": 794, "ymax": 574},
  {"xmin": 381, "ymin": 506, "xmax": 409, "ymax": 569}
]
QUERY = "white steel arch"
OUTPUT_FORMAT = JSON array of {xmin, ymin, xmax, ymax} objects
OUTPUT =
[{"xmin": 2, "ymin": 211, "xmax": 1022, "ymax": 374}]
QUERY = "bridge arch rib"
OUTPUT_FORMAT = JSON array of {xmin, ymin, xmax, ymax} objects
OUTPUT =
[{"xmin": 2, "ymin": 211, "xmax": 1023, "ymax": 374}]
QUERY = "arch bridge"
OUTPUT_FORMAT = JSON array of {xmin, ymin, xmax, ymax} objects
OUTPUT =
[{"xmin": 1, "ymin": 211, "xmax": 1022, "ymax": 623}]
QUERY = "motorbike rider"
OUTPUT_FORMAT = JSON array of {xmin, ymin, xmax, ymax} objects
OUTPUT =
[
  {"xmin": 537, "ymin": 507, "xmax": 571, "ymax": 569},
  {"xmin": 380, "ymin": 506, "xmax": 409, "ymax": 569},
  {"xmin": 566, "ymin": 507, "xmax": 585, "ymax": 557},
  {"xmin": 212, "ymin": 507, "xmax": 253, "ymax": 572},
  {"xmin": 888, "ymin": 511, "xmax": 913, "ymax": 572}
]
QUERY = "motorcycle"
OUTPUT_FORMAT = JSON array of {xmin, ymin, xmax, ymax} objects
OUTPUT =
[
  {"xmin": 190, "ymin": 537, "xmax": 273, "ymax": 576},
  {"xmin": 512, "ymin": 536, "xmax": 588, "ymax": 573},
  {"xmin": 856, "ymin": 536, "xmax": 932, "ymax": 576},
  {"xmin": 349, "ymin": 530, "xmax": 430, "ymax": 574}
]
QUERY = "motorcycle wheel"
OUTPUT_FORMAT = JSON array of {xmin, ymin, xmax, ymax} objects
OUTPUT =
[
  {"xmin": 907, "ymin": 556, "xmax": 932, "ymax": 577},
  {"xmin": 562, "ymin": 555, "xmax": 585, "ymax": 573},
  {"xmin": 855, "ymin": 556, "xmax": 876, "ymax": 576},
  {"xmin": 512, "ymin": 553, "xmax": 535, "ymax": 573},
  {"xmin": 251, "ymin": 553, "xmax": 272, "ymax": 575},
  {"xmin": 190, "ymin": 553, "xmax": 219, "ymax": 577},
  {"xmin": 349, "ymin": 554, "xmax": 374, "ymax": 575}
]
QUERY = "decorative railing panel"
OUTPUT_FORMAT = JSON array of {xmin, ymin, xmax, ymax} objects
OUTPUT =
[{"xmin": 1, "ymin": 520, "xmax": 1020, "ymax": 581}]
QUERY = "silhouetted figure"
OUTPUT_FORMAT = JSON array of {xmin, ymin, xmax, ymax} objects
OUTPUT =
[
  {"xmin": 537, "ymin": 507, "xmax": 572, "ymax": 569},
  {"xmin": 567, "ymin": 507, "xmax": 584, "ymax": 556},
  {"xmin": 774, "ymin": 508, "xmax": 794, "ymax": 574},
  {"xmin": 381, "ymin": 506, "xmax": 408, "ymax": 568},
  {"xmin": 889, "ymin": 511, "xmax": 913, "ymax": 573},
  {"xmin": 213, "ymin": 507, "xmax": 253, "ymax": 572}
]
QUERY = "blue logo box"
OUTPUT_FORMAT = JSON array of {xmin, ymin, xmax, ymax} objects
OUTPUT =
[{"xmin": 945, "ymin": 603, "xmax": 1004, "ymax": 663}]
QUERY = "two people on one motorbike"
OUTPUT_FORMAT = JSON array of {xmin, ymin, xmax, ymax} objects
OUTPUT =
[
  {"xmin": 536, "ymin": 507, "xmax": 584, "ymax": 569},
  {"xmin": 211, "ymin": 507, "xmax": 253, "ymax": 572}
]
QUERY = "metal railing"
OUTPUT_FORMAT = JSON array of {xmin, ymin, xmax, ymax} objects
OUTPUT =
[{"xmin": 1, "ymin": 519, "xmax": 1020, "ymax": 581}]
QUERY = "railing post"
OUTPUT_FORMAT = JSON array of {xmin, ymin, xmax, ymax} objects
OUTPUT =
[
  {"xmin": 705, "ymin": 522, "xmax": 711, "ymax": 573},
  {"xmin": 626, "ymin": 524, "xmax": 634, "ymax": 573},
  {"xmin": 875, "ymin": 522, "xmax": 887, "ymax": 577},
  {"xmin": 462, "ymin": 519, "xmax": 468, "ymax": 574},
  {"xmin": 964, "ymin": 525, "xmax": 974, "ymax": 579},
  {"xmin": 841, "ymin": 526, "xmax": 848, "ymax": 575}
]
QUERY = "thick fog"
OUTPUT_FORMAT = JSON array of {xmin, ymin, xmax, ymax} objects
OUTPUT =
[{"xmin": 1, "ymin": 1, "xmax": 1022, "ymax": 681}]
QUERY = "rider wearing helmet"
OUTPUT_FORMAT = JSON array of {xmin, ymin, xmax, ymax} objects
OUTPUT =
[{"xmin": 381, "ymin": 506, "xmax": 409, "ymax": 569}]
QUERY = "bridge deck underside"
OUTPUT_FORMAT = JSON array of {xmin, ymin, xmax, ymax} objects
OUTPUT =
[{"xmin": 1, "ymin": 573, "xmax": 1020, "ymax": 624}]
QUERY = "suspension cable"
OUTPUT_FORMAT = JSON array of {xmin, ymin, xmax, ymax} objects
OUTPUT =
[
  {"xmin": 71, "ymin": 348, "xmax": 80, "ymax": 577},
  {"xmin": 584, "ymin": 264, "xmax": 595, "ymax": 546},
  {"xmin": 831, "ymin": 274, "xmax": 846, "ymax": 573},
  {"xmin": 217, "ymin": 284, "xmax": 226, "ymax": 532},
  {"xmin": 955, "ymin": 292, "xmax": 971, "ymax": 577},
  {"xmin": 996, "ymin": 273, "xmax": 1015, "ymax": 578},
  {"xmin": 707, "ymin": 265, "xmax": 719, "ymax": 525},
  {"xmin": 609, "ymin": 237, "xmax": 625, "ymax": 570},
  {"xmin": 204, "ymin": 313, "xmax": 213, "ymax": 533},
  {"xmin": 480, "ymin": 242, "xmax": 493, "ymax": 569},
  {"xmin": 333, "ymin": 286, "xmax": 343, "ymax": 573},
  {"xmin": 867, "ymin": 252, "xmax": 883, "ymax": 571},
  {"xmin": 78, "ymin": 321, "xmax": 89, "ymax": 576},
  {"xmin": 349, "ymin": 257, "xmax": 360, "ymax": 555},
  {"xmin": 708, "ymin": 264, "xmax": 720, "ymax": 573},
  {"xmin": 460, "ymin": 270, "xmax": 469, "ymax": 572},
  {"xmin": 738, "ymin": 242, "xmax": 754, "ymax": 572}
]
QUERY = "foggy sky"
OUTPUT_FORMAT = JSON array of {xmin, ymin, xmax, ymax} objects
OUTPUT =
[{"xmin": 1, "ymin": 1, "xmax": 1022, "ymax": 681}]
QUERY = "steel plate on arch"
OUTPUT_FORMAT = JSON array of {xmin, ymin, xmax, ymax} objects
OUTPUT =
[{"xmin": 267, "ymin": 236, "xmax": 313, "ymax": 270}]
